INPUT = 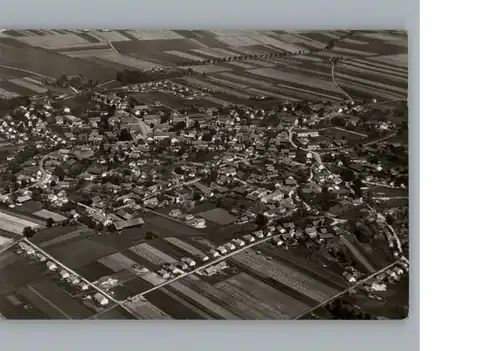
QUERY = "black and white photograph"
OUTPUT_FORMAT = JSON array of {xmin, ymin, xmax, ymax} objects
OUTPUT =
[{"xmin": 0, "ymin": 29, "xmax": 408, "ymax": 320}]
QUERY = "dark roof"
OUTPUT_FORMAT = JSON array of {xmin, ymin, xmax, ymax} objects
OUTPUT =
[{"xmin": 113, "ymin": 217, "xmax": 144, "ymax": 230}]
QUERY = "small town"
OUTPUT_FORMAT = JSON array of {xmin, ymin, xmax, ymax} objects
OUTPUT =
[{"xmin": 0, "ymin": 29, "xmax": 408, "ymax": 320}]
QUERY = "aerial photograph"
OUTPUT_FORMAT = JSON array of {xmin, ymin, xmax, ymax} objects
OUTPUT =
[{"xmin": 0, "ymin": 29, "xmax": 408, "ymax": 320}]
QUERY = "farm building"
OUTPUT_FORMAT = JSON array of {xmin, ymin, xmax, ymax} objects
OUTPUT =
[
  {"xmin": 33, "ymin": 209, "xmax": 67, "ymax": 223},
  {"xmin": 94, "ymin": 293, "xmax": 109, "ymax": 306},
  {"xmin": 113, "ymin": 217, "xmax": 144, "ymax": 231},
  {"xmin": 116, "ymin": 209, "xmax": 133, "ymax": 220},
  {"xmin": 295, "ymin": 129, "xmax": 320, "ymax": 138},
  {"xmin": 46, "ymin": 261, "xmax": 57, "ymax": 271}
]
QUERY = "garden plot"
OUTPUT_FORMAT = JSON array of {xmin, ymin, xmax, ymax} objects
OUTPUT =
[
  {"xmin": 125, "ymin": 30, "xmax": 185, "ymax": 41},
  {"xmin": 164, "ymin": 50, "xmax": 205, "ymax": 62},
  {"xmin": 169, "ymin": 280, "xmax": 240, "ymax": 319},
  {"xmin": 90, "ymin": 31, "xmax": 131, "ymax": 42},
  {"xmin": 230, "ymin": 249, "xmax": 338, "ymax": 303},
  {"xmin": 248, "ymin": 67, "xmax": 340, "ymax": 93},
  {"xmin": 8, "ymin": 78, "xmax": 47, "ymax": 93},
  {"xmin": 129, "ymin": 243, "xmax": 177, "ymax": 266},
  {"xmin": 18, "ymin": 33, "xmax": 103, "ymax": 50},
  {"xmin": 0, "ymin": 211, "xmax": 41, "ymax": 235},
  {"xmin": 164, "ymin": 237, "xmax": 206, "ymax": 257},
  {"xmin": 124, "ymin": 298, "xmax": 173, "ymax": 319},
  {"xmin": 224, "ymin": 272, "xmax": 310, "ymax": 317},
  {"xmin": 215, "ymin": 280, "xmax": 290, "ymax": 319},
  {"xmin": 182, "ymin": 275, "xmax": 268, "ymax": 319}
]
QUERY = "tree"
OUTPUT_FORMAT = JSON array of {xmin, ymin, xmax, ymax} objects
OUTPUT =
[
  {"xmin": 54, "ymin": 165, "xmax": 66, "ymax": 181},
  {"xmin": 145, "ymin": 231, "xmax": 158, "ymax": 240},
  {"xmin": 46, "ymin": 217, "xmax": 54, "ymax": 227},
  {"xmin": 255, "ymin": 213, "xmax": 267, "ymax": 227},
  {"xmin": 23, "ymin": 226, "xmax": 35, "ymax": 238}
]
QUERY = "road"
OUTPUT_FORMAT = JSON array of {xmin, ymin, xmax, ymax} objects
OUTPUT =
[
  {"xmin": 21, "ymin": 238, "xmax": 140, "ymax": 318},
  {"xmin": 126, "ymin": 234, "xmax": 279, "ymax": 301},
  {"xmin": 330, "ymin": 58, "xmax": 354, "ymax": 103},
  {"xmin": 293, "ymin": 257, "xmax": 405, "ymax": 319},
  {"xmin": 288, "ymin": 127, "xmax": 323, "ymax": 165},
  {"xmin": 7, "ymin": 153, "xmax": 51, "ymax": 195}
]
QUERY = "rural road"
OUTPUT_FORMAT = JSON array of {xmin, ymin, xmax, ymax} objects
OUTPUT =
[
  {"xmin": 330, "ymin": 59, "xmax": 354, "ymax": 103},
  {"xmin": 21, "ymin": 238, "xmax": 140, "ymax": 318},
  {"xmin": 125, "ymin": 234, "xmax": 279, "ymax": 302},
  {"xmin": 294, "ymin": 257, "xmax": 406, "ymax": 319},
  {"xmin": 8, "ymin": 154, "xmax": 51, "ymax": 195}
]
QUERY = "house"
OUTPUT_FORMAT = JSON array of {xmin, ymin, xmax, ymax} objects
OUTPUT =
[
  {"xmin": 243, "ymin": 234, "xmax": 255, "ymax": 242},
  {"xmin": 144, "ymin": 114, "xmax": 161, "ymax": 125},
  {"xmin": 271, "ymin": 237, "xmax": 284, "ymax": 246},
  {"xmin": 208, "ymin": 249, "xmax": 220, "ymax": 258},
  {"xmin": 261, "ymin": 191, "xmax": 284, "ymax": 204},
  {"xmin": 113, "ymin": 217, "xmax": 144, "ymax": 231},
  {"xmin": 143, "ymin": 197, "xmax": 159, "ymax": 209},
  {"xmin": 318, "ymin": 232, "xmax": 335, "ymax": 241},
  {"xmin": 232, "ymin": 238, "xmax": 245, "ymax": 247},
  {"xmin": 17, "ymin": 195, "xmax": 32, "ymax": 203},
  {"xmin": 252, "ymin": 230, "xmax": 264, "ymax": 239},
  {"xmin": 305, "ymin": 227, "xmax": 317, "ymax": 238}
]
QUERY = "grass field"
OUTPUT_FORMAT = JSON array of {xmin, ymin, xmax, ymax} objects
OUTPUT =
[
  {"xmin": 0, "ymin": 38, "xmax": 118, "ymax": 81},
  {"xmin": 198, "ymin": 208, "xmax": 237, "ymax": 225}
]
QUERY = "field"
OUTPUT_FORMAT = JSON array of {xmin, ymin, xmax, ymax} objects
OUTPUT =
[
  {"xmin": 0, "ymin": 30, "xmax": 407, "ymax": 105},
  {"xmin": 0, "ymin": 210, "xmax": 43, "ymax": 235},
  {"xmin": 198, "ymin": 208, "xmax": 237, "ymax": 225}
]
